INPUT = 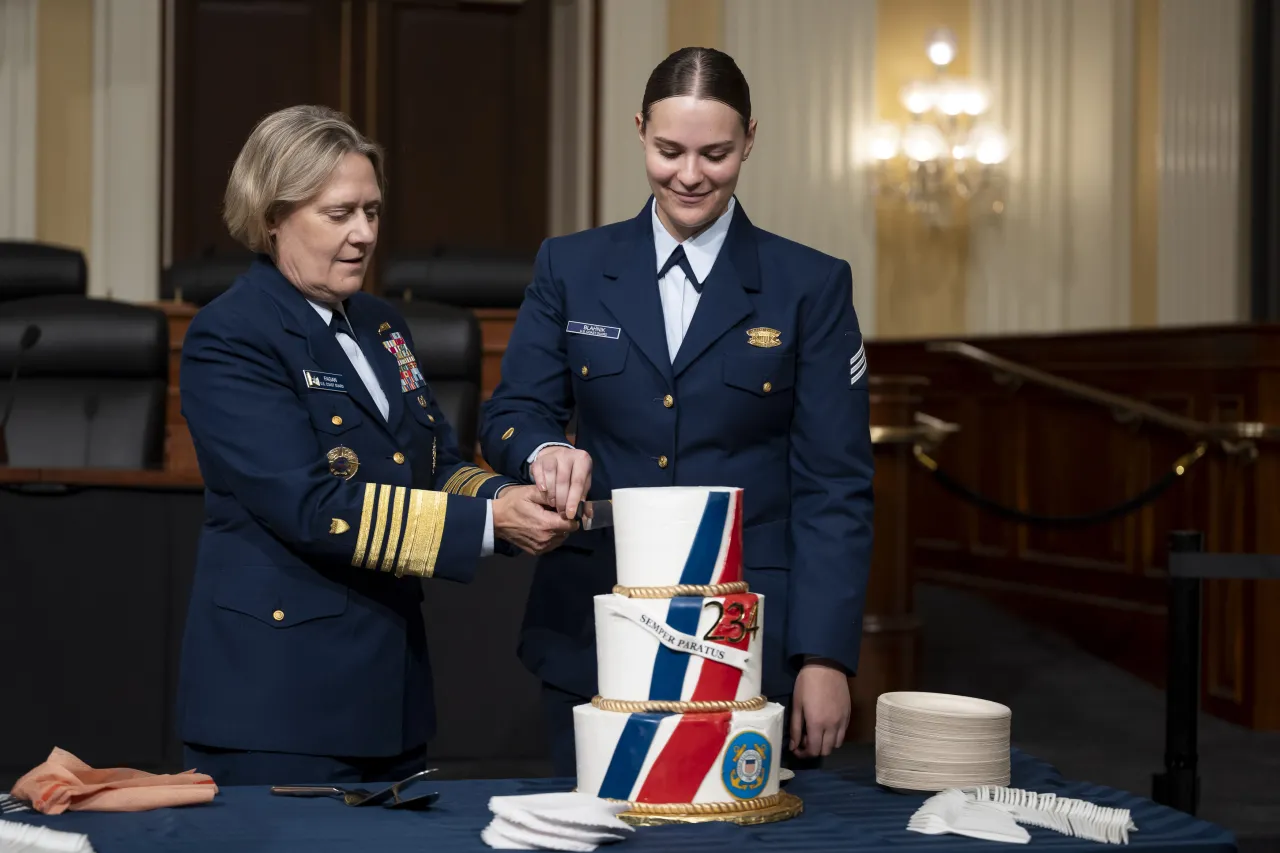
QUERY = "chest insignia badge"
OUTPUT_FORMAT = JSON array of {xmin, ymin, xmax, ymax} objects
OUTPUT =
[{"xmin": 746, "ymin": 327, "xmax": 782, "ymax": 348}]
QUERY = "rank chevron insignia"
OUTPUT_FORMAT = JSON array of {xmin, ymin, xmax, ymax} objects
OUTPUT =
[{"xmin": 850, "ymin": 342, "xmax": 867, "ymax": 386}]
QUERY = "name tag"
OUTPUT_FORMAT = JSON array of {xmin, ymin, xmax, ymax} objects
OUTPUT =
[
  {"xmin": 303, "ymin": 370, "xmax": 346, "ymax": 393},
  {"xmin": 566, "ymin": 321, "xmax": 621, "ymax": 340}
]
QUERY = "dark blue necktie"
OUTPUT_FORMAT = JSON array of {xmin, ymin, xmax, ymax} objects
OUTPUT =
[
  {"xmin": 329, "ymin": 302, "xmax": 358, "ymax": 341},
  {"xmin": 657, "ymin": 245, "xmax": 702, "ymax": 293},
  {"xmin": 330, "ymin": 308, "xmax": 371, "ymax": 361}
]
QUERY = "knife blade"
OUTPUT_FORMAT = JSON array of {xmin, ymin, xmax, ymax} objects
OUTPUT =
[{"xmin": 577, "ymin": 499, "xmax": 613, "ymax": 530}]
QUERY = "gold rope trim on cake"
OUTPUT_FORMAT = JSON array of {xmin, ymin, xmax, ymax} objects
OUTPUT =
[
  {"xmin": 591, "ymin": 695, "xmax": 767, "ymax": 714},
  {"xmin": 609, "ymin": 791, "xmax": 785, "ymax": 815},
  {"xmin": 611, "ymin": 581, "xmax": 748, "ymax": 599}
]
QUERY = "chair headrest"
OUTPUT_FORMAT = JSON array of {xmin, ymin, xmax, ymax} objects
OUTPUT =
[
  {"xmin": 0, "ymin": 296, "xmax": 168, "ymax": 378},
  {"xmin": 381, "ymin": 249, "xmax": 533, "ymax": 309},
  {"xmin": 0, "ymin": 241, "xmax": 88, "ymax": 302},
  {"xmin": 397, "ymin": 301, "xmax": 480, "ymax": 382},
  {"xmin": 162, "ymin": 253, "xmax": 255, "ymax": 305}
]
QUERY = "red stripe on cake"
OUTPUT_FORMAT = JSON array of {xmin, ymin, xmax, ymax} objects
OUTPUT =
[
  {"xmin": 690, "ymin": 592, "xmax": 756, "ymax": 702},
  {"xmin": 713, "ymin": 491, "xmax": 744, "ymax": 585},
  {"xmin": 633, "ymin": 711, "xmax": 732, "ymax": 803}
]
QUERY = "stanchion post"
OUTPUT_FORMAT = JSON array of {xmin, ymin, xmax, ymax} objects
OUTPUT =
[{"xmin": 1152, "ymin": 530, "xmax": 1202, "ymax": 815}]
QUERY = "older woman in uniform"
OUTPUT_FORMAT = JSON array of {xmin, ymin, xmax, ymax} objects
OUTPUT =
[
  {"xmin": 177, "ymin": 105, "xmax": 575, "ymax": 786},
  {"xmin": 480, "ymin": 48, "xmax": 874, "ymax": 775}
]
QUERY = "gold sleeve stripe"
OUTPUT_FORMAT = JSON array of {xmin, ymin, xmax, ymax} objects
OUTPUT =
[
  {"xmin": 399, "ymin": 490, "xmax": 448, "ymax": 577},
  {"xmin": 351, "ymin": 483, "xmax": 378, "ymax": 567},
  {"xmin": 397, "ymin": 488, "xmax": 424, "ymax": 575},
  {"xmin": 439, "ymin": 467, "xmax": 471, "ymax": 493},
  {"xmin": 440, "ymin": 466, "xmax": 488, "ymax": 491},
  {"xmin": 364, "ymin": 484, "xmax": 394, "ymax": 568},
  {"xmin": 459, "ymin": 471, "xmax": 499, "ymax": 497},
  {"xmin": 379, "ymin": 486, "xmax": 408, "ymax": 572},
  {"xmin": 441, "ymin": 466, "xmax": 483, "ymax": 494},
  {"xmin": 421, "ymin": 494, "xmax": 447, "ymax": 578}
]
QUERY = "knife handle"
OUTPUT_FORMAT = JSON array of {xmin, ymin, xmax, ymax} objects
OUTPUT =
[{"xmin": 271, "ymin": 786, "xmax": 345, "ymax": 797}]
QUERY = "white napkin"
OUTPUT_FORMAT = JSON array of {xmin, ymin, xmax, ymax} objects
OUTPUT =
[
  {"xmin": 481, "ymin": 793, "xmax": 633, "ymax": 851},
  {"xmin": 0, "ymin": 819, "xmax": 97, "ymax": 853}
]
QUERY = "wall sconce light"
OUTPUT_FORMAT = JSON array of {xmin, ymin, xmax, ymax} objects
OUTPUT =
[{"xmin": 870, "ymin": 28, "xmax": 1009, "ymax": 228}]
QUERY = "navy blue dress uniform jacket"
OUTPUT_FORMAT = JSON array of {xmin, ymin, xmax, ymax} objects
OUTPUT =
[
  {"xmin": 479, "ymin": 200, "xmax": 874, "ymax": 701},
  {"xmin": 177, "ymin": 256, "xmax": 518, "ymax": 758}
]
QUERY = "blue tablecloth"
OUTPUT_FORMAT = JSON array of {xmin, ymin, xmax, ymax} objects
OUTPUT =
[{"xmin": 2, "ymin": 750, "xmax": 1235, "ymax": 852}]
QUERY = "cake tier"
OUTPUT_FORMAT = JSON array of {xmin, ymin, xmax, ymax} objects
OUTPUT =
[
  {"xmin": 595, "ymin": 592, "xmax": 764, "ymax": 703},
  {"xmin": 612, "ymin": 487, "xmax": 743, "ymax": 589},
  {"xmin": 574, "ymin": 702, "xmax": 783, "ymax": 805}
]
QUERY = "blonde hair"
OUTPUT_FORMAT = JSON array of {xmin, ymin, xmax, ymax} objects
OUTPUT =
[{"xmin": 223, "ymin": 105, "xmax": 386, "ymax": 254}]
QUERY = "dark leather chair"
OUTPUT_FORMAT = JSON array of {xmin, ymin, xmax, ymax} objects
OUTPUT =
[
  {"xmin": 398, "ymin": 299, "xmax": 482, "ymax": 459},
  {"xmin": 161, "ymin": 253, "xmax": 254, "ymax": 306},
  {"xmin": 0, "ymin": 296, "xmax": 168, "ymax": 469},
  {"xmin": 0, "ymin": 241, "xmax": 88, "ymax": 303},
  {"xmin": 381, "ymin": 248, "xmax": 533, "ymax": 309}
]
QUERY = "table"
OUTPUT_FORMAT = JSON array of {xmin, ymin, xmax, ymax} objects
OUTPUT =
[{"xmin": 2, "ymin": 751, "xmax": 1236, "ymax": 852}]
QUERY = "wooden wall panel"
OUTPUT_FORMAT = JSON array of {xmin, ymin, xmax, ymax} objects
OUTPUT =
[
  {"xmin": 171, "ymin": 0, "xmax": 345, "ymax": 261},
  {"xmin": 170, "ymin": 0, "xmax": 550, "ymax": 267},
  {"xmin": 373, "ymin": 0, "xmax": 549, "ymax": 257},
  {"xmin": 868, "ymin": 324, "xmax": 1280, "ymax": 730}
]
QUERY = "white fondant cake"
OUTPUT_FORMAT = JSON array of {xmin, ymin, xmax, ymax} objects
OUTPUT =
[
  {"xmin": 574, "ymin": 702, "xmax": 783, "ymax": 804},
  {"xmin": 594, "ymin": 592, "xmax": 764, "ymax": 702},
  {"xmin": 576, "ymin": 486, "xmax": 785, "ymax": 807},
  {"xmin": 611, "ymin": 486, "xmax": 743, "ymax": 589}
]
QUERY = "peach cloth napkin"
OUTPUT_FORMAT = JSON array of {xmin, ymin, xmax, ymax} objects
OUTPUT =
[{"xmin": 10, "ymin": 748, "xmax": 218, "ymax": 814}]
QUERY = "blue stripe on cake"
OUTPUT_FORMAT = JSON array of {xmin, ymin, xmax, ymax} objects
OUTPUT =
[
  {"xmin": 597, "ymin": 712, "xmax": 668, "ymax": 800},
  {"xmin": 646, "ymin": 492, "xmax": 730, "ymax": 700}
]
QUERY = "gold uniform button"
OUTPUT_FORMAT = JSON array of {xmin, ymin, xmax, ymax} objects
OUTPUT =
[
  {"xmin": 657, "ymin": 455, "xmax": 669, "ymax": 469},
  {"xmin": 272, "ymin": 610, "xmax": 285, "ymax": 622},
  {"xmin": 393, "ymin": 452, "xmax": 406, "ymax": 464},
  {"xmin": 428, "ymin": 414, "xmax": 435, "ymax": 423},
  {"xmin": 762, "ymin": 381, "xmax": 773, "ymax": 393},
  {"xmin": 331, "ymin": 415, "xmax": 343, "ymax": 426},
  {"xmin": 663, "ymin": 394, "xmax": 674, "ymax": 408},
  {"xmin": 502, "ymin": 427, "xmax": 515, "ymax": 440},
  {"xmin": 581, "ymin": 365, "xmax": 589, "ymax": 377}
]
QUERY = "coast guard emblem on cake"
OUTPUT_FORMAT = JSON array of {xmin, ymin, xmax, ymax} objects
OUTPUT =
[
  {"xmin": 381, "ymin": 331, "xmax": 426, "ymax": 393},
  {"xmin": 721, "ymin": 731, "xmax": 770, "ymax": 799}
]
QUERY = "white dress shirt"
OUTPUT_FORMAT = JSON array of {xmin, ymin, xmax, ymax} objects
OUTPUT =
[
  {"xmin": 652, "ymin": 195, "xmax": 735, "ymax": 361},
  {"xmin": 309, "ymin": 300, "xmax": 495, "ymax": 556},
  {"xmin": 528, "ymin": 197, "xmax": 737, "ymax": 467}
]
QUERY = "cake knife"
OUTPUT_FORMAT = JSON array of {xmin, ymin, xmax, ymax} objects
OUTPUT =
[{"xmin": 576, "ymin": 500, "xmax": 613, "ymax": 531}]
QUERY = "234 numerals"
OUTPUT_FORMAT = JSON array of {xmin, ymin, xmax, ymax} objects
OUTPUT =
[{"xmin": 702, "ymin": 599, "xmax": 760, "ymax": 644}]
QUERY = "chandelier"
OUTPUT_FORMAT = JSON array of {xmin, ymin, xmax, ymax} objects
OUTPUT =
[{"xmin": 869, "ymin": 28, "xmax": 1010, "ymax": 228}]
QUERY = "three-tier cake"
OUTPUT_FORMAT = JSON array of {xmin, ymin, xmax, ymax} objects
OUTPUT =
[{"xmin": 573, "ymin": 486, "xmax": 801, "ymax": 825}]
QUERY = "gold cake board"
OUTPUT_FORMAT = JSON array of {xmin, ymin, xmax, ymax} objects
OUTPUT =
[{"xmin": 617, "ymin": 791, "xmax": 804, "ymax": 827}]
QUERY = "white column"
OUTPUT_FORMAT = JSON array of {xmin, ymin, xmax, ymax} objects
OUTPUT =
[
  {"xmin": 596, "ymin": 0, "xmax": 666, "ymax": 228},
  {"xmin": 548, "ymin": 0, "xmax": 595, "ymax": 238},
  {"xmin": 0, "ymin": 0, "xmax": 38, "ymax": 240},
  {"xmin": 91, "ymin": 0, "xmax": 162, "ymax": 301},
  {"xmin": 723, "ymin": 0, "xmax": 878, "ymax": 336},
  {"xmin": 968, "ymin": 0, "xmax": 1135, "ymax": 333},
  {"xmin": 1157, "ymin": 0, "xmax": 1246, "ymax": 325}
]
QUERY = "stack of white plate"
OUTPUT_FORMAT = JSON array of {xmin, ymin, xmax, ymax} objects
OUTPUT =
[{"xmin": 875, "ymin": 691, "xmax": 1012, "ymax": 792}]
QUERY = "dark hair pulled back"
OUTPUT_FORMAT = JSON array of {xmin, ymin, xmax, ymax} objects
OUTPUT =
[{"xmin": 641, "ymin": 47, "xmax": 752, "ymax": 133}]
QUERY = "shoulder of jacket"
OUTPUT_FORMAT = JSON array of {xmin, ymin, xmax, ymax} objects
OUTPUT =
[
  {"xmin": 185, "ymin": 274, "xmax": 294, "ymax": 347},
  {"xmin": 543, "ymin": 220, "xmax": 627, "ymax": 254},
  {"xmin": 750, "ymin": 226, "xmax": 850, "ymax": 295}
]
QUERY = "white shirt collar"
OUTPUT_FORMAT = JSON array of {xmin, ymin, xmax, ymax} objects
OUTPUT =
[
  {"xmin": 652, "ymin": 195, "xmax": 736, "ymax": 283},
  {"xmin": 307, "ymin": 299, "xmax": 352, "ymax": 334}
]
